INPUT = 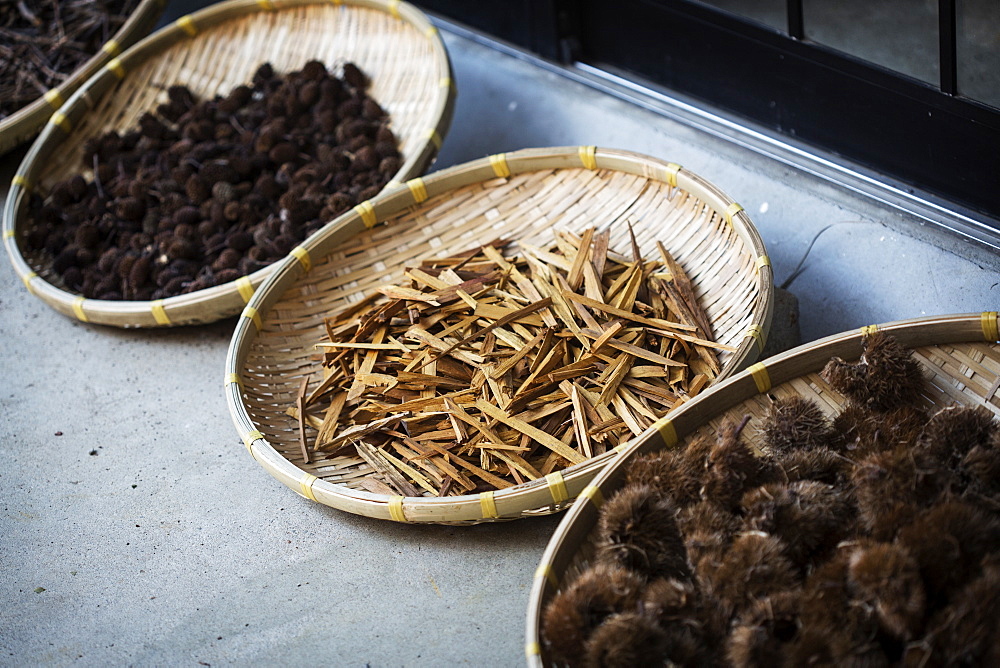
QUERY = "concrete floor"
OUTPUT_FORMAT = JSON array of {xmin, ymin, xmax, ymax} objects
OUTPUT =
[{"xmin": 2, "ymin": 5, "xmax": 999, "ymax": 667}]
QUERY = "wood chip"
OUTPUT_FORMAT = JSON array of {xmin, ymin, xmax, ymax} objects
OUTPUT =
[{"xmin": 293, "ymin": 228, "xmax": 726, "ymax": 496}]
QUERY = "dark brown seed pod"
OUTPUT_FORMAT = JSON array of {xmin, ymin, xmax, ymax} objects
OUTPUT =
[
  {"xmin": 846, "ymin": 542, "xmax": 925, "ymax": 641},
  {"xmin": 776, "ymin": 446, "xmax": 852, "ymax": 486},
  {"xmin": 128, "ymin": 255, "xmax": 153, "ymax": 289},
  {"xmin": 378, "ymin": 155, "xmax": 401, "ymax": 177},
  {"xmin": 796, "ymin": 546, "xmax": 888, "ymax": 665},
  {"xmin": 762, "ymin": 396, "xmax": 835, "ymax": 454},
  {"xmin": 200, "ymin": 159, "xmax": 239, "ymax": 186},
  {"xmin": 677, "ymin": 499, "xmax": 739, "ymax": 547},
  {"xmin": 896, "ymin": 500, "xmax": 1000, "ymax": 608},
  {"xmin": 726, "ymin": 590, "xmax": 803, "ymax": 668},
  {"xmin": 741, "ymin": 481, "xmax": 855, "ymax": 569},
  {"xmin": 301, "ymin": 60, "xmax": 327, "ymax": 81},
  {"xmin": 185, "ymin": 175, "xmax": 211, "ymax": 204},
  {"xmin": 850, "ymin": 446, "xmax": 921, "ymax": 541},
  {"xmin": 699, "ymin": 532, "xmax": 799, "ymax": 620},
  {"xmin": 542, "ymin": 563, "xmax": 646, "ymax": 667},
  {"xmin": 596, "ymin": 483, "xmax": 691, "ymax": 581},
  {"xmin": 74, "ymin": 224, "xmax": 100, "ymax": 249},
  {"xmin": 921, "ymin": 564, "xmax": 1000, "ymax": 666},
  {"xmin": 626, "ymin": 449, "xmax": 700, "ymax": 507},
  {"xmin": 820, "ymin": 331, "xmax": 925, "ymax": 411},
  {"xmin": 833, "ymin": 402, "xmax": 928, "ymax": 459},
  {"xmin": 915, "ymin": 404, "xmax": 998, "ymax": 468},
  {"xmin": 342, "ymin": 62, "xmax": 368, "ymax": 89},
  {"xmin": 583, "ymin": 612, "xmax": 670, "ymax": 668},
  {"xmin": 268, "ymin": 142, "xmax": 299, "ymax": 165},
  {"xmin": 702, "ymin": 416, "xmax": 780, "ymax": 510}
]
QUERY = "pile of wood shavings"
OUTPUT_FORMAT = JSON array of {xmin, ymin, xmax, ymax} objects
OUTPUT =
[{"xmin": 289, "ymin": 227, "xmax": 733, "ymax": 497}]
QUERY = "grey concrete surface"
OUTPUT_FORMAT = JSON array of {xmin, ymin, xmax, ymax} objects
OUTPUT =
[{"xmin": 2, "ymin": 6, "xmax": 999, "ymax": 668}]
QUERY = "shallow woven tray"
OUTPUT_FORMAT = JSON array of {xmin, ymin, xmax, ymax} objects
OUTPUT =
[
  {"xmin": 2, "ymin": 0, "xmax": 454, "ymax": 327},
  {"xmin": 523, "ymin": 311, "xmax": 1000, "ymax": 665},
  {"xmin": 225, "ymin": 146, "xmax": 775, "ymax": 525},
  {"xmin": 0, "ymin": 0, "xmax": 165, "ymax": 156}
]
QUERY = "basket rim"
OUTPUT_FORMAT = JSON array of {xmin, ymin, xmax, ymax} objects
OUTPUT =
[
  {"xmin": 225, "ymin": 144, "xmax": 776, "ymax": 525},
  {"xmin": 522, "ymin": 310, "xmax": 1000, "ymax": 666},
  {"xmin": 2, "ymin": 0, "xmax": 455, "ymax": 328},
  {"xmin": 0, "ymin": 0, "xmax": 167, "ymax": 155}
]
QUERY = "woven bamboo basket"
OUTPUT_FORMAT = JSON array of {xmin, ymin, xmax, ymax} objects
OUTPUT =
[
  {"xmin": 0, "ymin": 0, "xmax": 166, "ymax": 156},
  {"xmin": 523, "ymin": 311, "xmax": 1000, "ymax": 666},
  {"xmin": 2, "ymin": 0, "xmax": 454, "ymax": 327},
  {"xmin": 225, "ymin": 146, "xmax": 775, "ymax": 525}
]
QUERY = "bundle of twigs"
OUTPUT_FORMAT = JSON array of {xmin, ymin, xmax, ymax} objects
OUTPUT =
[{"xmin": 289, "ymin": 226, "xmax": 733, "ymax": 496}]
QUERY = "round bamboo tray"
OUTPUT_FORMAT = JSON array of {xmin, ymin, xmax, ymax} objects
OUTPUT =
[
  {"xmin": 2, "ymin": 0, "xmax": 454, "ymax": 328},
  {"xmin": 225, "ymin": 146, "xmax": 775, "ymax": 525},
  {"xmin": 523, "ymin": 311, "xmax": 1000, "ymax": 665},
  {"xmin": 0, "ymin": 0, "xmax": 166, "ymax": 156}
]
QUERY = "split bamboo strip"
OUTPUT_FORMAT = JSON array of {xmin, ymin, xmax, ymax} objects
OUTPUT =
[{"xmin": 226, "ymin": 146, "xmax": 773, "ymax": 524}]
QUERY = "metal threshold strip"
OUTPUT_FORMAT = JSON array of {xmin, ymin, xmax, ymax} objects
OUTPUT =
[{"xmin": 435, "ymin": 17, "xmax": 1000, "ymax": 254}]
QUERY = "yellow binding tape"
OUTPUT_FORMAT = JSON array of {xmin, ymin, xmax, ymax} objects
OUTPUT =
[
  {"xmin": 388, "ymin": 0, "xmax": 401, "ymax": 18},
  {"xmin": 748, "ymin": 362, "xmax": 771, "ymax": 393},
  {"xmin": 490, "ymin": 153, "xmax": 511, "ymax": 178},
  {"xmin": 388, "ymin": 496, "xmax": 407, "ymax": 522},
  {"xmin": 299, "ymin": 473, "xmax": 318, "ymax": 501},
  {"xmin": 425, "ymin": 128, "xmax": 442, "ymax": 149},
  {"xmin": 756, "ymin": 255, "xmax": 771, "ymax": 271},
  {"xmin": 224, "ymin": 372, "xmax": 242, "ymax": 389},
  {"xmin": 44, "ymin": 89, "xmax": 64, "ymax": 111},
  {"xmin": 242, "ymin": 304, "xmax": 262, "ymax": 331},
  {"xmin": 105, "ymin": 58, "xmax": 126, "ymax": 79},
  {"xmin": 439, "ymin": 76, "xmax": 451, "ymax": 89},
  {"xmin": 235, "ymin": 276, "xmax": 255, "ymax": 303},
  {"xmin": 256, "ymin": 0, "xmax": 275, "ymax": 9},
  {"xmin": 3, "ymin": 229, "xmax": 13, "ymax": 239},
  {"xmin": 534, "ymin": 563, "xmax": 559, "ymax": 589},
  {"xmin": 21, "ymin": 271, "xmax": 37, "ymax": 294},
  {"xmin": 354, "ymin": 201, "xmax": 377, "ymax": 229},
  {"xmin": 176, "ymin": 15, "xmax": 198, "ymax": 36},
  {"xmin": 525, "ymin": 642, "xmax": 542, "ymax": 658},
  {"xmin": 407, "ymin": 177, "xmax": 428, "ymax": 203},
  {"xmin": 72, "ymin": 297, "xmax": 89, "ymax": 322},
  {"xmin": 12, "ymin": 174, "xmax": 32, "ymax": 192},
  {"xmin": 151, "ymin": 300, "xmax": 170, "ymax": 325},
  {"xmin": 101, "ymin": 39, "xmax": 121, "ymax": 57},
  {"xmin": 860, "ymin": 324, "xmax": 879, "ymax": 337},
  {"xmin": 545, "ymin": 472, "xmax": 568, "ymax": 504},
  {"xmin": 655, "ymin": 417, "xmax": 677, "ymax": 447},
  {"xmin": 746, "ymin": 324, "xmax": 765, "ymax": 354},
  {"xmin": 664, "ymin": 162, "xmax": 682, "ymax": 187},
  {"xmin": 425, "ymin": 25, "xmax": 439, "ymax": 38},
  {"xmin": 982, "ymin": 311, "xmax": 999, "ymax": 342},
  {"xmin": 243, "ymin": 429, "xmax": 264, "ymax": 454},
  {"xmin": 480, "ymin": 491, "xmax": 500, "ymax": 519},
  {"xmin": 580, "ymin": 485, "xmax": 604, "ymax": 509},
  {"xmin": 578, "ymin": 145, "xmax": 597, "ymax": 170},
  {"xmin": 724, "ymin": 202, "xmax": 744, "ymax": 226},
  {"xmin": 49, "ymin": 111, "xmax": 71, "ymax": 133},
  {"xmin": 291, "ymin": 246, "xmax": 311, "ymax": 272}
]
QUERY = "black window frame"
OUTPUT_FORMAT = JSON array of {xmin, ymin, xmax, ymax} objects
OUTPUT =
[{"xmin": 414, "ymin": 0, "xmax": 1000, "ymax": 225}]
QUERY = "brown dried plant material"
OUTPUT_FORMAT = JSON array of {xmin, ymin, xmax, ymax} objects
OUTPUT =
[
  {"xmin": 1, "ymin": 0, "xmax": 141, "ymax": 119},
  {"xmin": 291, "ymin": 229, "xmax": 731, "ymax": 496}
]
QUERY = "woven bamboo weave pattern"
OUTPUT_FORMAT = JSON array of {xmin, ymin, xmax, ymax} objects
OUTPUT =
[
  {"xmin": 523, "ymin": 312, "xmax": 1000, "ymax": 666},
  {"xmin": 228, "ymin": 147, "xmax": 773, "ymax": 524},
  {"xmin": 3, "ymin": 0, "xmax": 453, "ymax": 327}
]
